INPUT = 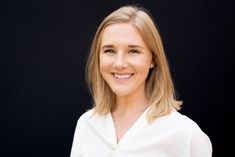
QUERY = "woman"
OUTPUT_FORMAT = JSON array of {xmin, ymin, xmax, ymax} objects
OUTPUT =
[{"xmin": 70, "ymin": 5, "xmax": 212, "ymax": 157}]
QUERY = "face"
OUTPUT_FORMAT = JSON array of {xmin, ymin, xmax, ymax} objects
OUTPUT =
[{"xmin": 99, "ymin": 23, "xmax": 154, "ymax": 98}]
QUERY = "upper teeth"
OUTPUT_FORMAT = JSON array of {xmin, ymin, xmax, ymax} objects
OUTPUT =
[{"xmin": 114, "ymin": 73, "xmax": 132, "ymax": 79}]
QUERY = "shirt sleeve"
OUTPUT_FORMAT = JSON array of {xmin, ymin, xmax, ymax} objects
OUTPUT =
[
  {"xmin": 70, "ymin": 118, "xmax": 83, "ymax": 157},
  {"xmin": 190, "ymin": 124, "xmax": 212, "ymax": 157}
]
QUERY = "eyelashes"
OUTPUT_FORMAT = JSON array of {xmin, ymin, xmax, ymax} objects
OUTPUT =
[
  {"xmin": 103, "ymin": 49, "xmax": 115, "ymax": 53},
  {"xmin": 129, "ymin": 50, "xmax": 140, "ymax": 54},
  {"xmin": 102, "ymin": 49, "xmax": 141, "ymax": 54}
]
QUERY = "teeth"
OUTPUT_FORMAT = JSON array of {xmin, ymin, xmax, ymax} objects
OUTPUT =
[{"xmin": 113, "ymin": 73, "xmax": 132, "ymax": 79}]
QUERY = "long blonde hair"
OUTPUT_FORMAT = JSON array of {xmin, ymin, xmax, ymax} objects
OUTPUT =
[{"xmin": 86, "ymin": 5, "xmax": 182, "ymax": 122}]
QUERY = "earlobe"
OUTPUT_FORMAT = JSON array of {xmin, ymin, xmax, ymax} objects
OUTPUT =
[{"xmin": 150, "ymin": 63, "xmax": 155, "ymax": 68}]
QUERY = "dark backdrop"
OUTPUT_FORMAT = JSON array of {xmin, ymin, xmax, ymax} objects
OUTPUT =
[{"xmin": 2, "ymin": 0, "xmax": 233, "ymax": 157}]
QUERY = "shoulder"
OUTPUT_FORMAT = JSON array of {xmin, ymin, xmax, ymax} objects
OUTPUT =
[
  {"xmin": 79, "ymin": 109, "xmax": 95, "ymax": 119},
  {"xmin": 171, "ymin": 112, "xmax": 209, "ymax": 136},
  {"xmin": 170, "ymin": 112, "xmax": 210, "ymax": 136},
  {"xmin": 152, "ymin": 111, "xmax": 210, "ymax": 140},
  {"xmin": 154, "ymin": 111, "xmax": 200, "ymax": 131},
  {"xmin": 171, "ymin": 112, "xmax": 212, "ymax": 156},
  {"xmin": 171, "ymin": 112, "xmax": 199, "ymax": 129},
  {"xmin": 76, "ymin": 109, "xmax": 95, "ymax": 124},
  {"xmin": 72, "ymin": 109, "xmax": 96, "ymax": 136},
  {"xmin": 70, "ymin": 109, "xmax": 96, "ymax": 156}
]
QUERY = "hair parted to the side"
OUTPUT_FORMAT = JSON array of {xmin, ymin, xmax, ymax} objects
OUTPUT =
[{"xmin": 85, "ymin": 5, "xmax": 182, "ymax": 122}]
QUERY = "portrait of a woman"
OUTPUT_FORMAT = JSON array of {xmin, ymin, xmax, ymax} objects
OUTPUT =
[{"xmin": 70, "ymin": 5, "xmax": 212, "ymax": 157}]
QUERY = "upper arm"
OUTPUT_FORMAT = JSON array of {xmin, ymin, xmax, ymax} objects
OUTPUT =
[
  {"xmin": 70, "ymin": 118, "xmax": 84, "ymax": 157},
  {"xmin": 190, "ymin": 125, "xmax": 212, "ymax": 157}
]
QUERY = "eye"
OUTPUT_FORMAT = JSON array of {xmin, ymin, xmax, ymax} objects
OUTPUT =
[
  {"xmin": 103, "ymin": 49, "xmax": 115, "ymax": 54},
  {"xmin": 129, "ymin": 49, "xmax": 140, "ymax": 54}
]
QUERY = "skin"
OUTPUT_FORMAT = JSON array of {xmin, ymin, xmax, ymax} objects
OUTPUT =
[{"xmin": 99, "ymin": 23, "xmax": 154, "ymax": 143}]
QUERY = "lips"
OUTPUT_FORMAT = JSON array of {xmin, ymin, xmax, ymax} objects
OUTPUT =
[{"xmin": 112, "ymin": 73, "xmax": 134, "ymax": 79}]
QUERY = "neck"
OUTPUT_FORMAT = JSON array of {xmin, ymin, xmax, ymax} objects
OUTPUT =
[{"xmin": 112, "ymin": 91, "xmax": 149, "ymax": 114}]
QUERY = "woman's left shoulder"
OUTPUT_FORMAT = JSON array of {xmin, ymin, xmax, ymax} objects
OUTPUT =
[
  {"xmin": 170, "ymin": 111, "xmax": 203, "ymax": 131},
  {"xmin": 171, "ymin": 112, "xmax": 213, "ymax": 156},
  {"xmin": 151, "ymin": 111, "xmax": 205, "ymax": 136},
  {"xmin": 172, "ymin": 112, "xmax": 212, "ymax": 146}
]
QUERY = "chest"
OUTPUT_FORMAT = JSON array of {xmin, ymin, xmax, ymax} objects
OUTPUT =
[
  {"xmin": 80, "ymin": 125, "xmax": 191, "ymax": 157},
  {"xmin": 111, "ymin": 113, "xmax": 142, "ymax": 143},
  {"xmin": 80, "ymin": 115, "xmax": 192, "ymax": 157}
]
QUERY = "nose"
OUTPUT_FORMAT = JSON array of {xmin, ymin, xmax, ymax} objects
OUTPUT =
[{"xmin": 113, "ymin": 53, "xmax": 128, "ymax": 69}]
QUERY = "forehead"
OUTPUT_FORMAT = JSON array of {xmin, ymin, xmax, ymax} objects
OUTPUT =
[{"xmin": 101, "ymin": 23, "xmax": 147, "ymax": 47}]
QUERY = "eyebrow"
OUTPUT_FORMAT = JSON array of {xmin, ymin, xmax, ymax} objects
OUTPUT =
[
  {"xmin": 101, "ymin": 44, "xmax": 144, "ymax": 50},
  {"xmin": 101, "ymin": 45, "xmax": 114, "ymax": 50}
]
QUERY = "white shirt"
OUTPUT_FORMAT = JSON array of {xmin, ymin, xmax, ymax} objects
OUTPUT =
[{"xmin": 70, "ymin": 108, "xmax": 212, "ymax": 157}]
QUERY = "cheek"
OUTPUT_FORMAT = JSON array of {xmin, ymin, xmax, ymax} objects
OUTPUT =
[
  {"xmin": 131, "ymin": 57, "xmax": 152, "ymax": 69},
  {"xmin": 137, "ymin": 63, "xmax": 151, "ymax": 75},
  {"xmin": 99, "ymin": 56, "xmax": 111, "ymax": 74}
]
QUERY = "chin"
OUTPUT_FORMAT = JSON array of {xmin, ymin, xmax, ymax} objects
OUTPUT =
[{"xmin": 112, "ymin": 89, "xmax": 132, "ymax": 97}]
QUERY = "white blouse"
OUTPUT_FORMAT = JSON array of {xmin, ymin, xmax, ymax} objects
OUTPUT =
[{"xmin": 70, "ymin": 108, "xmax": 212, "ymax": 157}]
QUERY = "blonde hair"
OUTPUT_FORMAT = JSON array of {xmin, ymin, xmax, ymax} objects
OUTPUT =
[{"xmin": 86, "ymin": 5, "xmax": 182, "ymax": 122}]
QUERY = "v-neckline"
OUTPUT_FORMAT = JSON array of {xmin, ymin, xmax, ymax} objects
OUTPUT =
[{"xmin": 107, "ymin": 107, "xmax": 150, "ymax": 147}]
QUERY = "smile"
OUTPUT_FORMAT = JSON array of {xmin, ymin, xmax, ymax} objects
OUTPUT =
[{"xmin": 112, "ymin": 73, "xmax": 134, "ymax": 79}]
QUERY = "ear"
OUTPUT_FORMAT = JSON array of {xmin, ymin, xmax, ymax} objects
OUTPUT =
[{"xmin": 150, "ymin": 63, "xmax": 155, "ymax": 68}]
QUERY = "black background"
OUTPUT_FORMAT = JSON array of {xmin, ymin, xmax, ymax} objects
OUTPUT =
[{"xmin": 1, "ymin": 0, "xmax": 233, "ymax": 156}]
